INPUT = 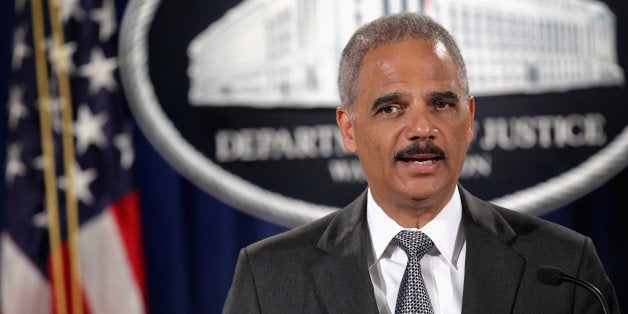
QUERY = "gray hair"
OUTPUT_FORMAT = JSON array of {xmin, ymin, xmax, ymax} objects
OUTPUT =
[{"xmin": 338, "ymin": 12, "xmax": 468, "ymax": 109}]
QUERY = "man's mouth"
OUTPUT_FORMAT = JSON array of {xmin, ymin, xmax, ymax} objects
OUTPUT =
[
  {"xmin": 404, "ymin": 156, "xmax": 443, "ymax": 165},
  {"xmin": 394, "ymin": 142, "xmax": 446, "ymax": 164}
]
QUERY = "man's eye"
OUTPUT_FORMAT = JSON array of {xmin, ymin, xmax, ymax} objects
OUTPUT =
[
  {"xmin": 379, "ymin": 105, "xmax": 399, "ymax": 114},
  {"xmin": 435, "ymin": 101, "xmax": 453, "ymax": 109}
]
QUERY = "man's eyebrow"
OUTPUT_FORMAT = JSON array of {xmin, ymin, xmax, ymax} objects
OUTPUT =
[
  {"xmin": 370, "ymin": 92, "xmax": 403, "ymax": 111},
  {"xmin": 430, "ymin": 91, "xmax": 460, "ymax": 102}
]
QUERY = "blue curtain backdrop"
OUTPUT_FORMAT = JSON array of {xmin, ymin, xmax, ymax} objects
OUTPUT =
[{"xmin": 1, "ymin": 0, "xmax": 626, "ymax": 313}]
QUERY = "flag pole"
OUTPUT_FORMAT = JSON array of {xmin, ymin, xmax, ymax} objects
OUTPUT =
[
  {"xmin": 30, "ymin": 0, "xmax": 67, "ymax": 312},
  {"xmin": 47, "ymin": 0, "xmax": 84, "ymax": 312}
]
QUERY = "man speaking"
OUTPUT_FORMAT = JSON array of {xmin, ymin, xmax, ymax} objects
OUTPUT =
[{"xmin": 223, "ymin": 12, "xmax": 619, "ymax": 313}]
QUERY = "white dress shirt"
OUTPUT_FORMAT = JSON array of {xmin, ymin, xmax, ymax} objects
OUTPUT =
[{"xmin": 366, "ymin": 187, "xmax": 466, "ymax": 314}]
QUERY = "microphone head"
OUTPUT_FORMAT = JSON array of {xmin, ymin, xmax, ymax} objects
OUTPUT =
[{"xmin": 537, "ymin": 266, "xmax": 565, "ymax": 286}]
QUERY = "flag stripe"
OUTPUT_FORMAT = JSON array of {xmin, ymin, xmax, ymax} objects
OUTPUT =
[
  {"xmin": 1, "ymin": 233, "xmax": 51, "ymax": 313},
  {"xmin": 79, "ymin": 207, "xmax": 144, "ymax": 314},
  {"xmin": 109, "ymin": 190, "xmax": 147, "ymax": 300}
]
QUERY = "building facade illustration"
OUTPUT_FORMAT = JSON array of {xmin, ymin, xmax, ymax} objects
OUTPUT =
[{"xmin": 187, "ymin": 0, "xmax": 624, "ymax": 108}]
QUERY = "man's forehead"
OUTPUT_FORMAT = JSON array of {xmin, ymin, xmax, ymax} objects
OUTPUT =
[
  {"xmin": 360, "ymin": 39, "xmax": 455, "ymax": 75},
  {"xmin": 362, "ymin": 49, "xmax": 458, "ymax": 80},
  {"xmin": 366, "ymin": 38, "xmax": 446, "ymax": 58},
  {"xmin": 357, "ymin": 39, "xmax": 460, "ymax": 88}
]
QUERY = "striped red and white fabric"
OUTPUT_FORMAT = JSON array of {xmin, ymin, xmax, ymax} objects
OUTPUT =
[{"xmin": 2, "ymin": 0, "xmax": 146, "ymax": 312}]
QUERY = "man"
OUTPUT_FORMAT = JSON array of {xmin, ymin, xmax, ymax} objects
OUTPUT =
[{"xmin": 223, "ymin": 12, "xmax": 619, "ymax": 313}]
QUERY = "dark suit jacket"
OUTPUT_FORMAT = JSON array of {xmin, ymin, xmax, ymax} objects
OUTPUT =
[{"xmin": 223, "ymin": 187, "xmax": 619, "ymax": 313}]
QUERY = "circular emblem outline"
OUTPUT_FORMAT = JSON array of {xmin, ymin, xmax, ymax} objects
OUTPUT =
[{"xmin": 119, "ymin": 0, "xmax": 628, "ymax": 227}]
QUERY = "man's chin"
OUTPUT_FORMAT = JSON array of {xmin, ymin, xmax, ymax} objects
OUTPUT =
[{"xmin": 402, "ymin": 180, "xmax": 456, "ymax": 203}]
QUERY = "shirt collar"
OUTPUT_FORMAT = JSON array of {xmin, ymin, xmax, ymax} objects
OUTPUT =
[{"xmin": 366, "ymin": 186, "xmax": 463, "ymax": 268}]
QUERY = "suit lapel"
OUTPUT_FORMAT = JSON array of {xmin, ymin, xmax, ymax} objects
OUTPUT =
[
  {"xmin": 310, "ymin": 191, "xmax": 379, "ymax": 313},
  {"xmin": 459, "ymin": 187, "xmax": 525, "ymax": 313},
  {"xmin": 308, "ymin": 187, "xmax": 526, "ymax": 312}
]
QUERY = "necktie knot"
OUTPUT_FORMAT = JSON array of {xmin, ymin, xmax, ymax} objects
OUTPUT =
[{"xmin": 393, "ymin": 230, "xmax": 433, "ymax": 259}]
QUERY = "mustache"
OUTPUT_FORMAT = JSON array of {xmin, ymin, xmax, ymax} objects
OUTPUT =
[{"xmin": 394, "ymin": 141, "xmax": 446, "ymax": 161}]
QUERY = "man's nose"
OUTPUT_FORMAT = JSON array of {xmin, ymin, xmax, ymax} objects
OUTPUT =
[{"xmin": 403, "ymin": 107, "xmax": 438, "ymax": 141}]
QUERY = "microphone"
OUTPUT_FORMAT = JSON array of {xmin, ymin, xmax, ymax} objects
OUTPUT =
[{"xmin": 536, "ymin": 266, "xmax": 609, "ymax": 314}]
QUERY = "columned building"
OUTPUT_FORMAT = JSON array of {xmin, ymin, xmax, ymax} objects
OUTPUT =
[{"xmin": 187, "ymin": 0, "xmax": 623, "ymax": 108}]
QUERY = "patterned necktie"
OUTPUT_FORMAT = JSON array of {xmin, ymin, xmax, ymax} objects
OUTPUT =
[{"xmin": 392, "ymin": 230, "xmax": 435, "ymax": 314}]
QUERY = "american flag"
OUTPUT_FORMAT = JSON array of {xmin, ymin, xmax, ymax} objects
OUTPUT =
[{"xmin": 2, "ymin": 0, "xmax": 146, "ymax": 312}]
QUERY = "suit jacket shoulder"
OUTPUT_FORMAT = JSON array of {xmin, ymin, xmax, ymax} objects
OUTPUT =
[
  {"xmin": 223, "ymin": 191, "xmax": 379, "ymax": 313},
  {"xmin": 459, "ymin": 187, "xmax": 619, "ymax": 313}
]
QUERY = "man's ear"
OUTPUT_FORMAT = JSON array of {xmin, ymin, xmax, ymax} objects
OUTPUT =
[
  {"xmin": 466, "ymin": 96, "xmax": 475, "ymax": 144},
  {"xmin": 336, "ymin": 106, "xmax": 357, "ymax": 153}
]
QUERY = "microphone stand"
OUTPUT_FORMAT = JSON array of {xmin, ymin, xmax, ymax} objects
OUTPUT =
[{"xmin": 557, "ymin": 272, "xmax": 610, "ymax": 314}]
